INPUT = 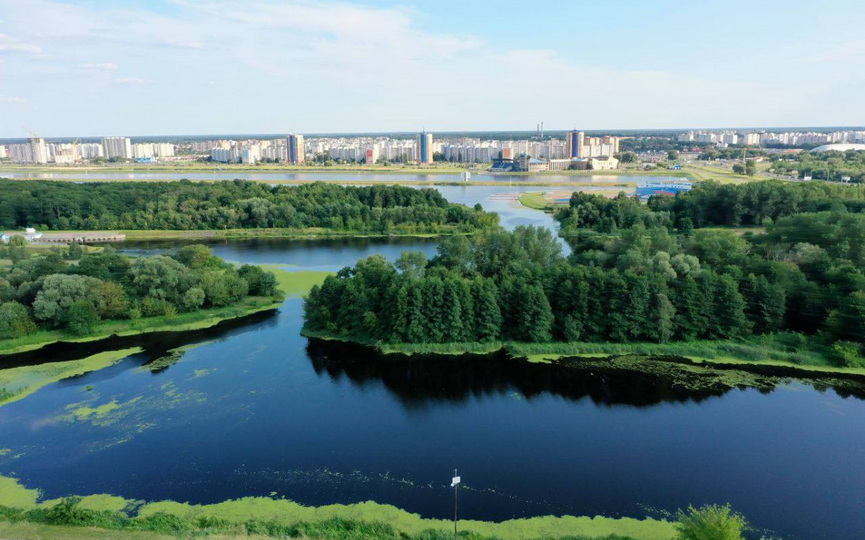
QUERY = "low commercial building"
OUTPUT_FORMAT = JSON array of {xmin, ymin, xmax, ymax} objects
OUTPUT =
[{"xmin": 590, "ymin": 156, "xmax": 619, "ymax": 170}]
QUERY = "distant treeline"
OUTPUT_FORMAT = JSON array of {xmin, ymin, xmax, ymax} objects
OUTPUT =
[
  {"xmin": 557, "ymin": 180, "xmax": 865, "ymax": 234},
  {"xmin": 0, "ymin": 180, "xmax": 497, "ymax": 233},
  {"xmin": 305, "ymin": 206, "xmax": 865, "ymax": 365},
  {"xmin": 0, "ymin": 244, "xmax": 277, "ymax": 339},
  {"xmin": 769, "ymin": 150, "xmax": 865, "ymax": 182}
]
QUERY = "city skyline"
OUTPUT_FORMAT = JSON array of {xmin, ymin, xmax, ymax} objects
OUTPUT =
[{"xmin": 1, "ymin": 0, "xmax": 864, "ymax": 138}]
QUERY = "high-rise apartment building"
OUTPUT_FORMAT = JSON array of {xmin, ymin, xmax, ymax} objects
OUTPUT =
[
  {"xmin": 415, "ymin": 131, "xmax": 433, "ymax": 164},
  {"xmin": 287, "ymin": 134, "xmax": 305, "ymax": 164},
  {"xmin": 29, "ymin": 138, "xmax": 49, "ymax": 164},
  {"xmin": 566, "ymin": 130, "xmax": 585, "ymax": 158},
  {"xmin": 102, "ymin": 136, "xmax": 133, "ymax": 159}
]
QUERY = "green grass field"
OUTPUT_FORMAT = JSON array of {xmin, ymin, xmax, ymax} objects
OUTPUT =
[
  {"xmin": 261, "ymin": 266, "xmax": 332, "ymax": 298},
  {"xmin": 518, "ymin": 192, "xmax": 555, "ymax": 211}
]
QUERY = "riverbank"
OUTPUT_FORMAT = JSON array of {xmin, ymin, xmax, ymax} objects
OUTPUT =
[
  {"xmin": 0, "ymin": 163, "xmax": 682, "ymax": 176},
  {"xmin": 78, "ymin": 228, "xmax": 458, "ymax": 241},
  {"xmin": 0, "ymin": 266, "xmax": 328, "ymax": 358},
  {"xmin": 0, "ymin": 475, "xmax": 675, "ymax": 540},
  {"xmin": 302, "ymin": 331, "xmax": 865, "ymax": 388},
  {"xmin": 0, "ymin": 297, "xmax": 281, "ymax": 357},
  {"xmin": 1, "ymin": 175, "xmax": 648, "ymax": 189}
]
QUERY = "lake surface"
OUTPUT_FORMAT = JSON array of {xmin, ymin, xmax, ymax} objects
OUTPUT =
[
  {"xmin": 0, "ymin": 169, "xmax": 678, "ymax": 185},
  {"xmin": 2, "ymin": 223, "xmax": 865, "ymax": 539}
]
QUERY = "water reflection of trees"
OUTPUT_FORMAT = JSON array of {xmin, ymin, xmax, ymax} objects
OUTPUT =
[
  {"xmin": 305, "ymin": 339, "xmax": 730, "ymax": 409},
  {"xmin": 1, "ymin": 308, "xmax": 279, "ymax": 370}
]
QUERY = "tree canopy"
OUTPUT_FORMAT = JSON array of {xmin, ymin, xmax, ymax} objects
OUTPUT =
[
  {"xmin": 0, "ymin": 244, "xmax": 279, "ymax": 340},
  {"xmin": 0, "ymin": 179, "xmax": 498, "ymax": 234}
]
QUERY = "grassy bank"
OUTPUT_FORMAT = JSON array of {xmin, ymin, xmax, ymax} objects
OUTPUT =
[
  {"xmin": 518, "ymin": 192, "xmax": 555, "ymax": 211},
  {"xmin": 305, "ymin": 331, "xmax": 865, "ymax": 381},
  {"xmin": 0, "ymin": 475, "xmax": 675, "ymax": 540},
  {"xmin": 0, "ymin": 297, "xmax": 280, "ymax": 357},
  {"xmin": 0, "ymin": 267, "xmax": 332, "ymax": 357},
  {"xmin": 259, "ymin": 266, "xmax": 332, "ymax": 298},
  {"xmin": 33, "ymin": 228, "xmax": 469, "ymax": 241}
]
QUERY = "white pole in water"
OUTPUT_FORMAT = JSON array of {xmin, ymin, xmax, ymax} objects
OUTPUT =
[{"xmin": 451, "ymin": 469, "xmax": 461, "ymax": 540}]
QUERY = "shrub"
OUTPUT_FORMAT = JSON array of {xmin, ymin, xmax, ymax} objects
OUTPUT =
[
  {"xmin": 67, "ymin": 300, "xmax": 99, "ymax": 336},
  {"xmin": 675, "ymin": 504, "xmax": 746, "ymax": 540},
  {"xmin": 182, "ymin": 287, "xmax": 206, "ymax": 311},
  {"xmin": 0, "ymin": 301, "xmax": 37, "ymax": 339},
  {"xmin": 829, "ymin": 341, "xmax": 864, "ymax": 368},
  {"xmin": 141, "ymin": 297, "xmax": 175, "ymax": 318}
]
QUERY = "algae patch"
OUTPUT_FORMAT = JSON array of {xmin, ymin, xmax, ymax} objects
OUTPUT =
[
  {"xmin": 0, "ymin": 474, "xmax": 676, "ymax": 540},
  {"xmin": 0, "ymin": 348, "xmax": 143, "ymax": 407}
]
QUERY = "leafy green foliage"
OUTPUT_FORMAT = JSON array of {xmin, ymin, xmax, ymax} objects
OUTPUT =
[
  {"xmin": 0, "ymin": 245, "xmax": 277, "ymax": 339},
  {"xmin": 67, "ymin": 300, "xmax": 99, "ymax": 336},
  {"xmin": 674, "ymin": 504, "xmax": 746, "ymax": 540},
  {"xmin": 308, "ymin": 189, "xmax": 865, "ymax": 360},
  {"xmin": 0, "ymin": 301, "xmax": 36, "ymax": 339},
  {"xmin": 0, "ymin": 180, "xmax": 498, "ymax": 233}
]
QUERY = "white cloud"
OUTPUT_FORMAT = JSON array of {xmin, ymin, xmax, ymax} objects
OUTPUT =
[
  {"xmin": 0, "ymin": 95, "xmax": 26, "ymax": 103},
  {"xmin": 79, "ymin": 62, "xmax": 117, "ymax": 70},
  {"xmin": 0, "ymin": 0, "xmax": 862, "ymax": 134},
  {"xmin": 161, "ymin": 39, "xmax": 204, "ymax": 49},
  {"xmin": 113, "ymin": 77, "xmax": 150, "ymax": 85},
  {"xmin": 0, "ymin": 32, "xmax": 42, "ymax": 55}
]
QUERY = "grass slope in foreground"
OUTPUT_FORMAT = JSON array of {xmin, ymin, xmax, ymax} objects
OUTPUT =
[{"xmin": 0, "ymin": 475, "xmax": 674, "ymax": 540}]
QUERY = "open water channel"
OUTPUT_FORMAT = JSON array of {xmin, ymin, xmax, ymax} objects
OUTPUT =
[{"xmin": 1, "ymin": 179, "xmax": 864, "ymax": 540}]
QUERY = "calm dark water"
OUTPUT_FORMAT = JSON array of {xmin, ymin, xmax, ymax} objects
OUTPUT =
[{"xmin": 2, "ymin": 242, "xmax": 865, "ymax": 540}]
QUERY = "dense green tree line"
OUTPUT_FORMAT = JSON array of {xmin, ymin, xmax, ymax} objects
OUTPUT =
[
  {"xmin": 0, "ymin": 180, "xmax": 497, "ymax": 233},
  {"xmin": 304, "ymin": 213, "xmax": 865, "ymax": 362},
  {"xmin": 769, "ymin": 150, "xmax": 865, "ymax": 182},
  {"xmin": 558, "ymin": 180, "xmax": 865, "ymax": 234},
  {"xmin": 0, "ymin": 244, "xmax": 277, "ymax": 339}
]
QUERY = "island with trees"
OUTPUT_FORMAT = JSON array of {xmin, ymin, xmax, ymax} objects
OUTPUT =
[
  {"xmin": 0, "ymin": 244, "xmax": 283, "ymax": 355},
  {"xmin": 0, "ymin": 179, "xmax": 497, "ymax": 237},
  {"xmin": 304, "ymin": 180, "xmax": 865, "ymax": 380}
]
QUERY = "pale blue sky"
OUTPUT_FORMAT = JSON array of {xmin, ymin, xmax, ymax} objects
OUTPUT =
[{"xmin": 1, "ymin": 0, "xmax": 863, "ymax": 137}]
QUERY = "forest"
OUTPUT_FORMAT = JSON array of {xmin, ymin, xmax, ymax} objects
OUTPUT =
[
  {"xmin": 0, "ymin": 244, "xmax": 278, "ymax": 339},
  {"xmin": 0, "ymin": 180, "xmax": 497, "ymax": 233},
  {"xmin": 558, "ymin": 180, "xmax": 865, "ymax": 233},
  {"xmin": 304, "ymin": 182, "xmax": 865, "ymax": 366}
]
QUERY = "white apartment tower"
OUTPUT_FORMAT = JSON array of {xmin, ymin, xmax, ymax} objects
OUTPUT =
[{"xmin": 102, "ymin": 136, "xmax": 133, "ymax": 160}]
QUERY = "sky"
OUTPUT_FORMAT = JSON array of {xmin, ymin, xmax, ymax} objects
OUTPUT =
[{"xmin": 1, "ymin": 0, "xmax": 864, "ymax": 138}]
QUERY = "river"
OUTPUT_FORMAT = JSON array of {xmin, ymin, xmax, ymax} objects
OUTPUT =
[
  {"xmin": 0, "ymin": 169, "xmax": 676, "ymax": 185},
  {"xmin": 1, "ymin": 183, "xmax": 864, "ymax": 540}
]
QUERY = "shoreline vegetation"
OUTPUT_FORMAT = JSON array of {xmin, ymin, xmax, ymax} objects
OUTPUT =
[
  {"xmin": 0, "ymin": 474, "xmax": 681, "ymax": 540},
  {"xmin": 0, "ymin": 266, "xmax": 326, "ymax": 358},
  {"xmin": 303, "ymin": 182, "xmax": 865, "ymax": 387},
  {"xmin": 301, "ymin": 331, "xmax": 865, "ymax": 389},
  {"xmin": 0, "ymin": 244, "xmax": 309, "ymax": 358},
  {"xmin": 0, "ymin": 299, "xmax": 279, "ymax": 357}
]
